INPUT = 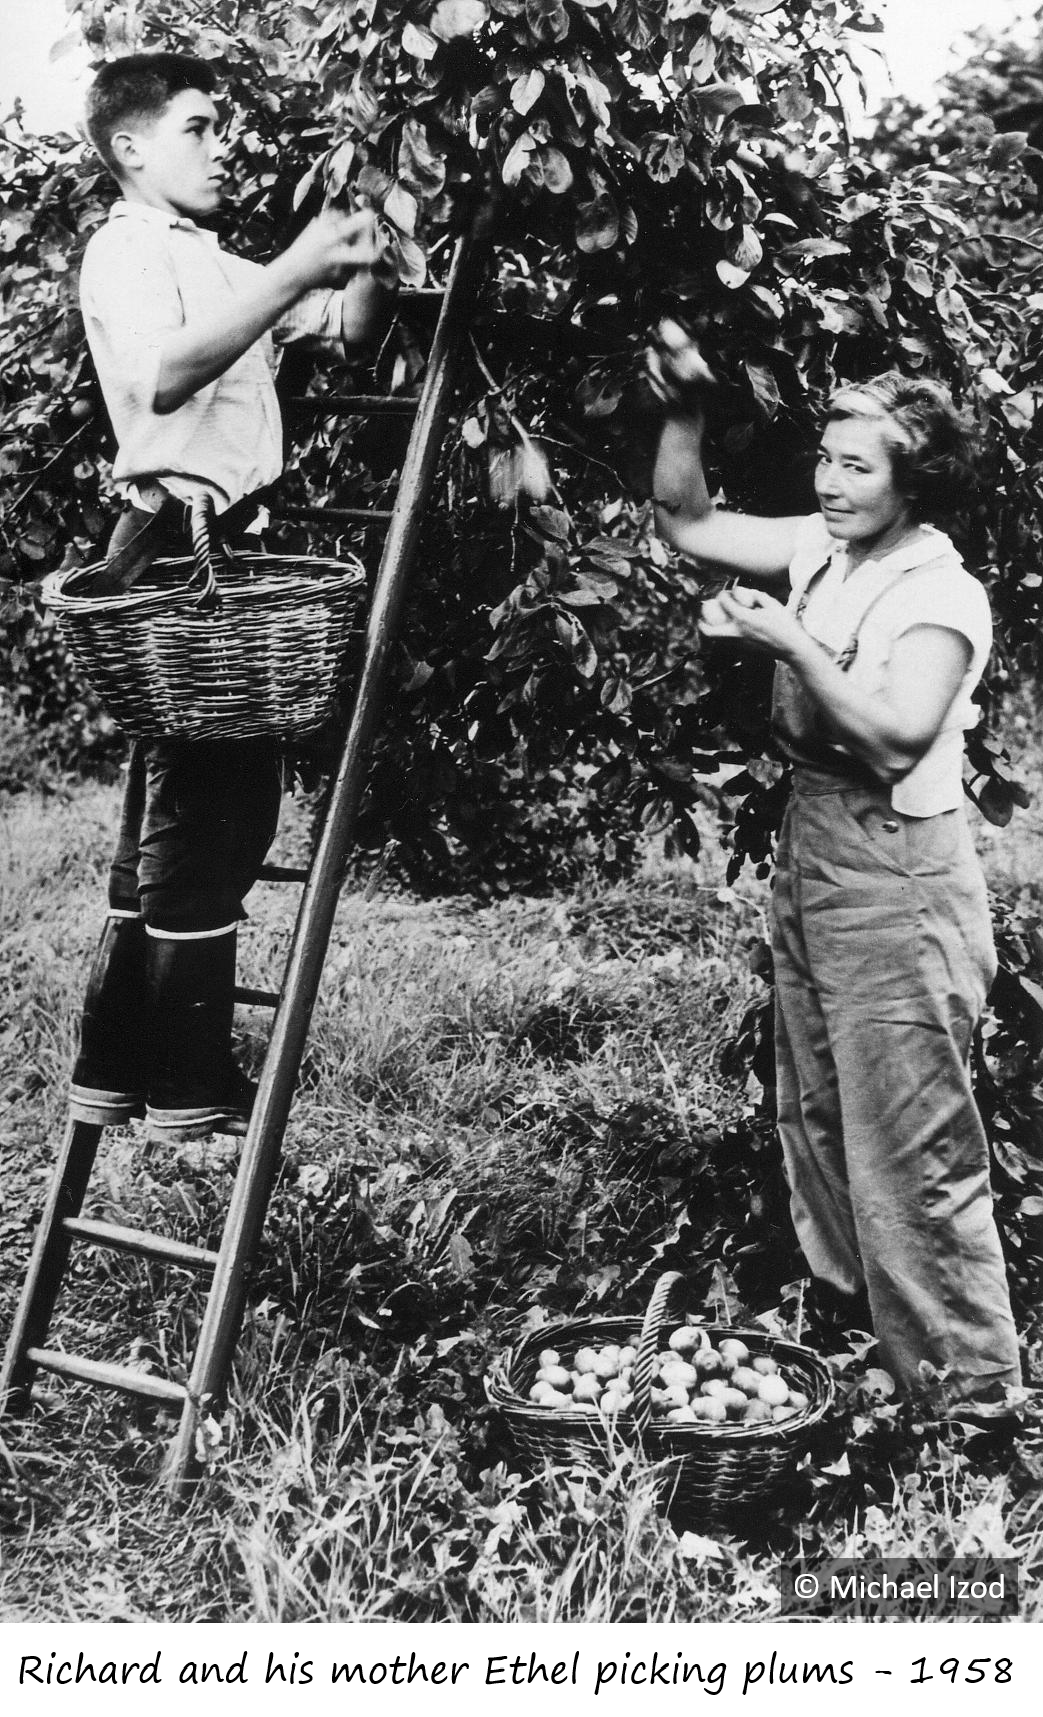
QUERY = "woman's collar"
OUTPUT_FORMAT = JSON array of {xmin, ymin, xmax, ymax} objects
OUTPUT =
[{"xmin": 836, "ymin": 523, "xmax": 953, "ymax": 577}]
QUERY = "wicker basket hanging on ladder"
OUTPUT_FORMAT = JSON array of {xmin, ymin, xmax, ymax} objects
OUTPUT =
[
  {"xmin": 487, "ymin": 1270, "xmax": 835, "ymax": 1521},
  {"xmin": 41, "ymin": 493, "xmax": 367, "ymax": 742}
]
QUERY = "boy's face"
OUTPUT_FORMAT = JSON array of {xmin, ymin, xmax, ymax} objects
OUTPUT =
[{"xmin": 116, "ymin": 88, "xmax": 226, "ymax": 219}]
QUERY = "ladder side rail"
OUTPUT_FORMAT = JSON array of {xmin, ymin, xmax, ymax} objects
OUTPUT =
[
  {"xmin": 0, "ymin": 1120, "xmax": 104, "ymax": 1410},
  {"xmin": 164, "ymin": 230, "xmax": 485, "ymax": 1490}
]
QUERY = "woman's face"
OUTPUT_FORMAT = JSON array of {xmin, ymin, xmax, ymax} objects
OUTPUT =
[{"xmin": 814, "ymin": 416, "xmax": 913, "ymax": 548}]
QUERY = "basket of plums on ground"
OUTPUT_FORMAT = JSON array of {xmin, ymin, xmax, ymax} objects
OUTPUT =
[{"xmin": 487, "ymin": 1271, "xmax": 834, "ymax": 1517}]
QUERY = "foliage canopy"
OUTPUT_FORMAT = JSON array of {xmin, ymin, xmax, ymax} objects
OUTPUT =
[{"xmin": 4, "ymin": 2, "xmax": 1043, "ymax": 850}]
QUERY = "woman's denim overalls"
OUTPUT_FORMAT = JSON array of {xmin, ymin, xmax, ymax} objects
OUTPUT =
[{"xmin": 769, "ymin": 560, "xmax": 1020, "ymax": 1403}]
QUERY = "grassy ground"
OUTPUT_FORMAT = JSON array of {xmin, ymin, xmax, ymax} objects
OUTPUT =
[{"xmin": 0, "ymin": 759, "xmax": 1041, "ymax": 1622}]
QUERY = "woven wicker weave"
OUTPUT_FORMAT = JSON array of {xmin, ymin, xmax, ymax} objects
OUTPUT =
[
  {"xmin": 41, "ymin": 495, "xmax": 366, "ymax": 742},
  {"xmin": 487, "ymin": 1271, "xmax": 834, "ymax": 1520}
]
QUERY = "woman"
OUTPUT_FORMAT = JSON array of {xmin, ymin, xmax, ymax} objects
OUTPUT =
[{"xmin": 650, "ymin": 339, "xmax": 1020, "ymax": 1415}]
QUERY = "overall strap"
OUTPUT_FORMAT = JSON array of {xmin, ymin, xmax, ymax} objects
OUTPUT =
[
  {"xmin": 834, "ymin": 563, "xmax": 935, "ymax": 671},
  {"xmin": 795, "ymin": 552, "xmax": 936, "ymax": 674},
  {"xmin": 793, "ymin": 556, "xmax": 831, "ymax": 623}
]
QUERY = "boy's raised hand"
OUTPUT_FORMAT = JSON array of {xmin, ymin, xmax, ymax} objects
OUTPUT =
[{"xmin": 283, "ymin": 208, "xmax": 386, "ymax": 292}]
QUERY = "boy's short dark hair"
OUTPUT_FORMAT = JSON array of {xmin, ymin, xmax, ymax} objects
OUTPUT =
[
  {"xmin": 85, "ymin": 52, "xmax": 218, "ymax": 176},
  {"xmin": 825, "ymin": 372, "xmax": 978, "ymax": 522}
]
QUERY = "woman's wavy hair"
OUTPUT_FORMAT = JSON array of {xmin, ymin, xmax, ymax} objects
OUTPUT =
[{"xmin": 823, "ymin": 373, "xmax": 978, "ymax": 522}]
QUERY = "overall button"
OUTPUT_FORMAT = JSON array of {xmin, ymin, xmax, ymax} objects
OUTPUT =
[{"xmin": 881, "ymin": 819, "xmax": 899, "ymax": 833}]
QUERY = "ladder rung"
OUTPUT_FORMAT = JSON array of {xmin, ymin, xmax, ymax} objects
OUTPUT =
[
  {"xmin": 257, "ymin": 864, "xmax": 310, "ymax": 884},
  {"xmin": 27, "ymin": 1347, "xmax": 188, "ymax": 1406},
  {"xmin": 275, "ymin": 505, "xmax": 393, "ymax": 527},
  {"xmin": 234, "ymin": 985, "xmax": 280, "ymax": 1008},
  {"xmin": 62, "ymin": 1218, "xmax": 219, "ymax": 1272},
  {"xmin": 287, "ymin": 394, "xmax": 419, "ymax": 416}
]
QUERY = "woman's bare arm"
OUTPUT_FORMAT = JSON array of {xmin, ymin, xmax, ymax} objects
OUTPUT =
[
  {"xmin": 705, "ymin": 588, "xmax": 971, "ymax": 782},
  {"xmin": 652, "ymin": 412, "xmax": 805, "ymax": 581}
]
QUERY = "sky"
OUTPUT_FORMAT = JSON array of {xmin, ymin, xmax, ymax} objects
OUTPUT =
[{"xmin": 0, "ymin": 0, "xmax": 1040, "ymax": 133}]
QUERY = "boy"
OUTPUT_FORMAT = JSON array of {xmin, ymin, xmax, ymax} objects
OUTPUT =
[{"xmin": 70, "ymin": 51, "xmax": 388, "ymax": 1145}]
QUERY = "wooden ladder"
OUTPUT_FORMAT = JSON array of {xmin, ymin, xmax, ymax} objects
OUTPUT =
[{"xmin": 0, "ymin": 230, "xmax": 485, "ymax": 1494}]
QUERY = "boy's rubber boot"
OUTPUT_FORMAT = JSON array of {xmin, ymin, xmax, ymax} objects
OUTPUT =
[
  {"xmin": 144, "ymin": 930, "xmax": 256, "ymax": 1145},
  {"xmin": 69, "ymin": 916, "xmax": 150, "ymax": 1126}
]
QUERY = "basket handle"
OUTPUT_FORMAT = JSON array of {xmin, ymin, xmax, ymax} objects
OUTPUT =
[
  {"xmin": 631, "ymin": 1269, "xmax": 688, "ymax": 1437},
  {"xmin": 189, "ymin": 492, "xmax": 221, "ymax": 615}
]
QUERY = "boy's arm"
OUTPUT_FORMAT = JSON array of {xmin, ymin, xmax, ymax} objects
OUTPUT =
[
  {"xmin": 340, "ymin": 265, "xmax": 393, "ymax": 348},
  {"xmin": 153, "ymin": 209, "xmax": 383, "ymax": 413},
  {"xmin": 275, "ymin": 268, "xmax": 393, "ymax": 353}
]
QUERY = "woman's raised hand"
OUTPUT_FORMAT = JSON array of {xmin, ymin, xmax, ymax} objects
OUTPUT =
[{"xmin": 646, "ymin": 319, "xmax": 716, "ymax": 410}]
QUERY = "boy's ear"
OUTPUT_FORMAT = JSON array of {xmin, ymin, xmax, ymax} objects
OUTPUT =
[{"xmin": 109, "ymin": 128, "xmax": 145, "ymax": 175}]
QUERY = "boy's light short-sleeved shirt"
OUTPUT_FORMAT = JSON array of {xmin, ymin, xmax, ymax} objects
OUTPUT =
[
  {"xmin": 80, "ymin": 200, "xmax": 340, "ymax": 513},
  {"xmin": 785, "ymin": 513, "xmax": 992, "ymax": 817}
]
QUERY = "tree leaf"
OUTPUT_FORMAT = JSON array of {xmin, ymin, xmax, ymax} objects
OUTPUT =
[
  {"xmin": 716, "ymin": 260, "xmax": 749, "ymax": 288},
  {"xmin": 903, "ymin": 259, "xmax": 933, "ymax": 297},
  {"xmin": 384, "ymin": 182, "xmax": 419, "ymax": 235},
  {"xmin": 698, "ymin": 82, "xmax": 746, "ymax": 118},
  {"xmin": 447, "ymin": 1230, "xmax": 475, "ymax": 1280},
  {"xmin": 556, "ymin": 612, "xmax": 598, "ymax": 677},
  {"xmin": 502, "ymin": 131, "xmax": 538, "ymax": 187},
  {"xmin": 840, "ymin": 191, "xmax": 879, "ymax": 222},
  {"xmin": 398, "ymin": 120, "xmax": 447, "ymax": 199},
  {"xmin": 430, "ymin": 0, "xmax": 489, "ymax": 41},
  {"xmin": 540, "ymin": 146, "xmax": 574, "ymax": 193},
  {"xmin": 782, "ymin": 237, "xmax": 849, "ymax": 259},
  {"xmin": 977, "ymin": 775, "xmax": 1015, "ymax": 827},
  {"xmin": 294, "ymin": 154, "xmax": 327, "ymax": 211},
  {"xmin": 731, "ymin": 223, "xmax": 763, "ymax": 271},
  {"xmin": 344, "ymin": 74, "xmax": 380, "ymax": 134},
  {"xmin": 517, "ymin": 438, "xmax": 552, "ymax": 500},
  {"xmin": 402, "ymin": 19, "xmax": 439, "ymax": 58},
  {"xmin": 389, "ymin": 231, "xmax": 428, "ymax": 288},
  {"xmin": 576, "ymin": 193, "xmax": 619, "ymax": 252},
  {"xmin": 777, "ymin": 78, "xmax": 813, "ymax": 122},
  {"xmin": 643, "ymin": 133, "xmax": 686, "ymax": 183},
  {"xmin": 525, "ymin": 0, "xmax": 570, "ymax": 43},
  {"xmin": 617, "ymin": 0, "xmax": 658, "ymax": 52},
  {"xmin": 531, "ymin": 505, "xmax": 570, "ymax": 541},
  {"xmin": 325, "ymin": 140, "xmax": 357, "ymax": 201},
  {"xmin": 577, "ymin": 370, "xmax": 623, "ymax": 418},
  {"xmin": 511, "ymin": 68, "xmax": 546, "ymax": 115},
  {"xmin": 744, "ymin": 358, "xmax": 780, "ymax": 418},
  {"xmin": 749, "ymin": 283, "xmax": 784, "ymax": 318},
  {"xmin": 987, "ymin": 131, "xmax": 1028, "ymax": 168},
  {"xmin": 357, "ymin": 163, "xmax": 393, "ymax": 205}
]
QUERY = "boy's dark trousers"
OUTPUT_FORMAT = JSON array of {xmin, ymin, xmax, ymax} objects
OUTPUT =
[
  {"xmin": 108, "ymin": 737, "xmax": 282, "ymax": 935},
  {"xmin": 70, "ymin": 501, "xmax": 283, "ymax": 1140}
]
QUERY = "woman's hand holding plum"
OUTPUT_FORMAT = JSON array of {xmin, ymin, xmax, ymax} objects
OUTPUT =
[{"xmin": 698, "ymin": 587, "xmax": 804, "ymax": 658}]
